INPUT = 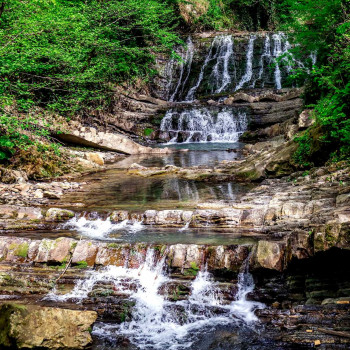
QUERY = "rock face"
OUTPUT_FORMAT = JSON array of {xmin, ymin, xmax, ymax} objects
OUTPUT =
[
  {"xmin": 0, "ymin": 304, "xmax": 97, "ymax": 349},
  {"xmin": 56, "ymin": 124, "xmax": 172, "ymax": 155}
]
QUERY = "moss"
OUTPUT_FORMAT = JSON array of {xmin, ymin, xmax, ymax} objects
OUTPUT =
[
  {"xmin": 184, "ymin": 262, "xmax": 200, "ymax": 277},
  {"xmin": 8, "ymin": 243, "xmax": 29, "ymax": 258},
  {"xmin": 236, "ymin": 169, "xmax": 260, "ymax": 181},
  {"xmin": 76, "ymin": 260, "xmax": 88, "ymax": 269},
  {"xmin": 14, "ymin": 243, "xmax": 29, "ymax": 258}
]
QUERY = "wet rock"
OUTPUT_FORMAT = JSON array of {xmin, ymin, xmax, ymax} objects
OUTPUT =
[
  {"xmin": 0, "ymin": 303, "xmax": 97, "ymax": 349},
  {"xmin": 43, "ymin": 190, "xmax": 62, "ymax": 199},
  {"xmin": 154, "ymin": 210, "xmax": 192, "ymax": 226},
  {"xmin": 72, "ymin": 240, "xmax": 99, "ymax": 266},
  {"xmin": 95, "ymin": 243, "xmax": 127, "ymax": 266},
  {"xmin": 192, "ymin": 208, "xmax": 242, "ymax": 227},
  {"xmin": 45, "ymin": 208, "xmax": 75, "ymax": 222},
  {"xmin": 110, "ymin": 210, "xmax": 129, "ymax": 222}
]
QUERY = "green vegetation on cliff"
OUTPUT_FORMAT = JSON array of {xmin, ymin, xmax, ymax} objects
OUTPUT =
[{"xmin": 280, "ymin": 0, "xmax": 350, "ymax": 165}]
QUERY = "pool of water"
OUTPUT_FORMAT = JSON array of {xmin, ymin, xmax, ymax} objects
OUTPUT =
[
  {"xmin": 116, "ymin": 142, "xmax": 245, "ymax": 169},
  {"xmin": 60, "ymin": 170, "xmax": 253, "ymax": 212}
]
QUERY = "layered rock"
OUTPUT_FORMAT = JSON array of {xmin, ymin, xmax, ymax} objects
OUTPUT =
[{"xmin": 0, "ymin": 236, "xmax": 250, "ymax": 273}]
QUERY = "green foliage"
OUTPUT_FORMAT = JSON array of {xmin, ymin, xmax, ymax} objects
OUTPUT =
[
  {"xmin": 281, "ymin": 0, "xmax": 350, "ymax": 164},
  {"xmin": 0, "ymin": 0, "xmax": 180, "ymax": 171},
  {"xmin": 144, "ymin": 128, "xmax": 154, "ymax": 137},
  {"xmin": 0, "ymin": 0, "xmax": 180, "ymax": 115},
  {"xmin": 184, "ymin": 261, "xmax": 200, "ymax": 276}
]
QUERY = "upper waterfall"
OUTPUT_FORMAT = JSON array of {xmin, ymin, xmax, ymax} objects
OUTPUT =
[{"xmin": 164, "ymin": 32, "xmax": 314, "ymax": 102}]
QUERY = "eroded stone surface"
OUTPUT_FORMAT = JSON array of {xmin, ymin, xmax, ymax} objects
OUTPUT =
[{"xmin": 0, "ymin": 304, "xmax": 97, "ymax": 349}]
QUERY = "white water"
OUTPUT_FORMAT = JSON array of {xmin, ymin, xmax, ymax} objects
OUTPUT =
[
  {"xmin": 171, "ymin": 33, "xmax": 315, "ymax": 101},
  {"xmin": 61, "ymin": 216, "xmax": 144, "ymax": 239},
  {"xmin": 252, "ymin": 34, "xmax": 271, "ymax": 88},
  {"xmin": 160, "ymin": 107, "xmax": 247, "ymax": 143},
  {"xmin": 211, "ymin": 35, "xmax": 234, "ymax": 93},
  {"xmin": 169, "ymin": 37, "xmax": 194, "ymax": 102},
  {"xmin": 46, "ymin": 250, "xmax": 264, "ymax": 349},
  {"xmin": 235, "ymin": 35, "xmax": 256, "ymax": 91}
]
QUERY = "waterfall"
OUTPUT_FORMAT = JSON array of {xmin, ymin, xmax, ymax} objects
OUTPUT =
[
  {"xmin": 235, "ymin": 35, "xmax": 256, "ymax": 91},
  {"xmin": 211, "ymin": 35, "xmax": 234, "ymax": 94},
  {"xmin": 185, "ymin": 38, "xmax": 216, "ymax": 102},
  {"xmin": 160, "ymin": 107, "xmax": 247, "ymax": 143},
  {"xmin": 169, "ymin": 36, "xmax": 194, "ymax": 102},
  {"xmin": 252, "ymin": 34, "xmax": 271, "ymax": 88},
  {"xmin": 272, "ymin": 33, "xmax": 283, "ymax": 89},
  {"xmin": 46, "ymin": 248, "xmax": 264, "ymax": 349},
  {"xmin": 168, "ymin": 32, "xmax": 315, "ymax": 100}
]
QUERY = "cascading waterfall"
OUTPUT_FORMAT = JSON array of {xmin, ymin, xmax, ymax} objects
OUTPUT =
[
  {"xmin": 170, "ymin": 32, "xmax": 316, "ymax": 102},
  {"xmin": 272, "ymin": 33, "xmax": 283, "ymax": 89},
  {"xmin": 211, "ymin": 35, "xmax": 234, "ymax": 94},
  {"xmin": 160, "ymin": 107, "xmax": 247, "ymax": 143},
  {"xmin": 46, "ymin": 249, "xmax": 264, "ymax": 349},
  {"xmin": 252, "ymin": 34, "xmax": 271, "ymax": 88},
  {"xmin": 185, "ymin": 35, "xmax": 235, "ymax": 102},
  {"xmin": 235, "ymin": 35, "xmax": 256, "ymax": 91},
  {"xmin": 169, "ymin": 37, "xmax": 194, "ymax": 102}
]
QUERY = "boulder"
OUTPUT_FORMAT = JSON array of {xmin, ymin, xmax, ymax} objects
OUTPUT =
[{"xmin": 0, "ymin": 304, "xmax": 97, "ymax": 349}]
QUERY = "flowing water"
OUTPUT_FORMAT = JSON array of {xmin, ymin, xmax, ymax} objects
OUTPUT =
[
  {"xmin": 160, "ymin": 107, "xmax": 247, "ymax": 143},
  {"xmin": 168, "ymin": 32, "xmax": 313, "ymax": 102},
  {"xmin": 46, "ymin": 249, "xmax": 264, "ymax": 350}
]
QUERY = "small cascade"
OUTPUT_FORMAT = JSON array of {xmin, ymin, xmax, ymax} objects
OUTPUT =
[
  {"xmin": 230, "ymin": 255, "xmax": 265, "ymax": 323},
  {"xmin": 272, "ymin": 33, "xmax": 283, "ymax": 89},
  {"xmin": 160, "ymin": 107, "xmax": 247, "ymax": 143},
  {"xmin": 46, "ymin": 247, "xmax": 264, "ymax": 349},
  {"xmin": 61, "ymin": 215, "xmax": 144, "ymax": 239},
  {"xmin": 235, "ymin": 35, "xmax": 256, "ymax": 91}
]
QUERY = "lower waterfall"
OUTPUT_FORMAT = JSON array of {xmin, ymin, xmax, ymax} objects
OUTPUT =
[
  {"xmin": 160, "ymin": 107, "xmax": 247, "ymax": 143},
  {"xmin": 45, "ymin": 248, "xmax": 264, "ymax": 350}
]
